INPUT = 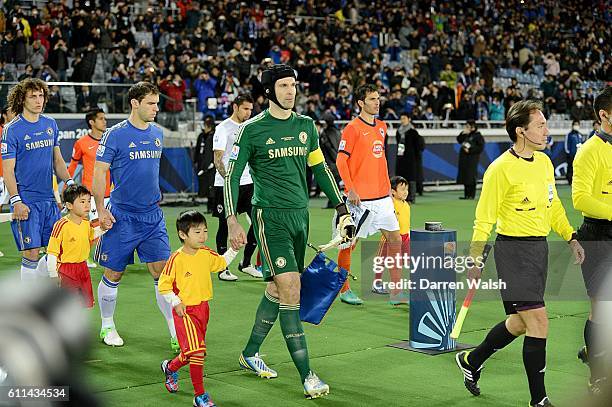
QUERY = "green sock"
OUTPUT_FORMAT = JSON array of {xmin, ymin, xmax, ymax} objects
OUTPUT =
[
  {"xmin": 243, "ymin": 291, "xmax": 279, "ymax": 357},
  {"xmin": 279, "ymin": 303, "xmax": 310, "ymax": 382}
]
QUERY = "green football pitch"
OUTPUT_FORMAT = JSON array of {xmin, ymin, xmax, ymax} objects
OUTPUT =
[{"xmin": 0, "ymin": 188, "xmax": 591, "ymax": 406}]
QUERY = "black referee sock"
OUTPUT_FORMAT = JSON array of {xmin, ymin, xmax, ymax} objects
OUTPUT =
[
  {"xmin": 468, "ymin": 320, "xmax": 518, "ymax": 368},
  {"xmin": 584, "ymin": 319, "xmax": 606, "ymax": 380},
  {"xmin": 523, "ymin": 336, "xmax": 547, "ymax": 405}
]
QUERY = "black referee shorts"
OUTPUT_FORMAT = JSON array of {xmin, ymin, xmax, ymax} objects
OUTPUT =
[
  {"xmin": 578, "ymin": 217, "xmax": 612, "ymax": 299},
  {"xmin": 213, "ymin": 184, "xmax": 254, "ymax": 218},
  {"xmin": 494, "ymin": 234, "xmax": 548, "ymax": 315}
]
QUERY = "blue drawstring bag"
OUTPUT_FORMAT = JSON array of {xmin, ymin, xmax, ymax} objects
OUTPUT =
[{"xmin": 300, "ymin": 252, "xmax": 348, "ymax": 325}]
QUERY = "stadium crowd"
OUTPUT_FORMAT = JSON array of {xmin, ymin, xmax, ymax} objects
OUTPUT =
[{"xmin": 0, "ymin": 0, "xmax": 609, "ymax": 124}]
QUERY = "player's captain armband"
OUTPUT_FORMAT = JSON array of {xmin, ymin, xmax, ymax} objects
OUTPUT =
[
  {"xmin": 307, "ymin": 148, "xmax": 325, "ymax": 167},
  {"xmin": 96, "ymin": 145, "xmax": 105, "ymax": 157},
  {"xmin": 338, "ymin": 140, "xmax": 346, "ymax": 151},
  {"xmin": 1, "ymin": 142, "xmax": 7, "ymax": 155},
  {"xmin": 229, "ymin": 145, "xmax": 240, "ymax": 160}
]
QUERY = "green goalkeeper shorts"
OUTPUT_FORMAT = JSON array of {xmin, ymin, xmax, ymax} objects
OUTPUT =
[{"xmin": 252, "ymin": 207, "xmax": 309, "ymax": 281}]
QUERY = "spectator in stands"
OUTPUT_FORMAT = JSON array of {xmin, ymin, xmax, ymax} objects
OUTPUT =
[
  {"xmin": 456, "ymin": 120, "xmax": 485, "ymax": 200},
  {"xmin": 543, "ymin": 53, "xmax": 560, "ymax": 77},
  {"xmin": 17, "ymin": 63, "xmax": 33, "ymax": 81},
  {"xmin": 564, "ymin": 120, "xmax": 585, "ymax": 185},
  {"xmin": 159, "ymin": 73, "xmax": 187, "ymax": 130},
  {"xmin": 0, "ymin": 0, "xmax": 607, "ymax": 123},
  {"xmin": 193, "ymin": 70, "xmax": 217, "ymax": 118},
  {"xmin": 47, "ymin": 38, "xmax": 69, "ymax": 81},
  {"xmin": 27, "ymin": 39, "xmax": 46, "ymax": 73},
  {"xmin": 489, "ymin": 96, "xmax": 505, "ymax": 121},
  {"xmin": 439, "ymin": 64, "xmax": 458, "ymax": 90}
]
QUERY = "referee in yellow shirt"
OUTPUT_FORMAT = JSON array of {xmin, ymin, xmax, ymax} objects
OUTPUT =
[
  {"xmin": 573, "ymin": 86, "xmax": 612, "ymax": 395},
  {"xmin": 455, "ymin": 100, "xmax": 584, "ymax": 407}
]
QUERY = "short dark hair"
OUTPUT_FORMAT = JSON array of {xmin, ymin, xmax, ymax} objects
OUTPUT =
[
  {"xmin": 505, "ymin": 99, "xmax": 544, "ymax": 142},
  {"xmin": 63, "ymin": 184, "xmax": 91, "ymax": 205},
  {"xmin": 232, "ymin": 93, "xmax": 254, "ymax": 108},
  {"xmin": 128, "ymin": 81, "xmax": 159, "ymax": 105},
  {"xmin": 354, "ymin": 84, "xmax": 378, "ymax": 105},
  {"xmin": 390, "ymin": 175, "xmax": 408, "ymax": 190},
  {"xmin": 593, "ymin": 86, "xmax": 612, "ymax": 124},
  {"xmin": 176, "ymin": 210, "xmax": 207, "ymax": 243},
  {"xmin": 572, "ymin": 119, "xmax": 580, "ymax": 126},
  {"xmin": 85, "ymin": 108, "xmax": 104, "ymax": 129}
]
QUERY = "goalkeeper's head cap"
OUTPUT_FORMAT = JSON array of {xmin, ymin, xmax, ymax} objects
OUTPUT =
[{"xmin": 260, "ymin": 64, "xmax": 297, "ymax": 110}]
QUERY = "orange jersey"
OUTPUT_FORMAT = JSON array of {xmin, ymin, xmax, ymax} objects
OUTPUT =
[
  {"xmin": 336, "ymin": 117, "xmax": 390, "ymax": 200},
  {"xmin": 68, "ymin": 135, "xmax": 111, "ymax": 196},
  {"xmin": 47, "ymin": 217, "xmax": 95, "ymax": 263},
  {"xmin": 158, "ymin": 247, "xmax": 227, "ymax": 306}
]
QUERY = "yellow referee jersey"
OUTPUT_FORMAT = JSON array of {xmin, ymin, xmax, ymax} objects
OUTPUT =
[
  {"xmin": 471, "ymin": 149, "xmax": 574, "ymax": 252},
  {"xmin": 158, "ymin": 247, "xmax": 227, "ymax": 306},
  {"xmin": 47, "ymin": 217, "xmax": 95, "ymax": 263},
  {"xmin": 393, "ymin": 197, "xmax": 411, "ymax": 235},
  {"xmin": 572, "ymin": 134, "xmax": 612, "ymax": 220}
]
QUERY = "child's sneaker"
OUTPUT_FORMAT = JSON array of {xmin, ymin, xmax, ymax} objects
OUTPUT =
[
  {"xmin": 193, "ymin": 392, "xmax": 216, "ymax": 407},
  {"xmin": 161, "ymin": 360, "xmax": 179, "ymax": 393}
]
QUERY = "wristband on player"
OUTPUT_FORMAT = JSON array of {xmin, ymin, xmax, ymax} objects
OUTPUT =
[
  {"xmin": 568, "ymin": 232, "xmax": 578, "ymax": 243},
  {"xmin": 335, "ymin": 202, "xmax": 350, "ymax": 217},
  {"xmin": 66, "ymin": 178, "xmax": 75, "ymax": 186},
  {"xmin": 9, "ymin": 194, "xmax": 22, "ymax": 205}
]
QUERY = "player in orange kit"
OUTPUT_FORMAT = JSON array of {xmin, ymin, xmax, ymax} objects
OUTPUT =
[{"xmin": 335, "ymin": 84, "xmax": 402, "ymax": 305}]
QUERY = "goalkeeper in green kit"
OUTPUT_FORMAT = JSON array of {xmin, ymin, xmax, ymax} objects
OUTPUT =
[{"xmin": 225, "ymin": 64, "xmax": 356, "ymax": 399}]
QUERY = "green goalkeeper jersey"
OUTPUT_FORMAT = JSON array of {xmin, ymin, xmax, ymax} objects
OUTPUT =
[{"xmin": 225, "ymin": 109, "xmax": 337, "ymax": 215}]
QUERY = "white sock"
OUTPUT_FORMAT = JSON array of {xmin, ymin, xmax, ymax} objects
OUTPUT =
[
  {"xmin": 20, "ymin": 258, "xmax": 38, "ymax": 280},
  {"xmin": 154, "ymin": 279, "xmax": 176, "ymax": 338},
  {"xmin": 36, "ymin": 255, "xmax": 49, "ymax": 278},
  {"xmin": 98, "ymin": 276, "xmax": 119, "ymax": 329}
]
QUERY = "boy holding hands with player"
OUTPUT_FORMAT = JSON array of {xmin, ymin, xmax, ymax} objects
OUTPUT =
[
  {"xmin": 46, "ymin": 185, "xmax": 105, "ymax": 307},
  {"xmin": 159, "ymin": 210, "xmax": 238, "ymax": 407}
]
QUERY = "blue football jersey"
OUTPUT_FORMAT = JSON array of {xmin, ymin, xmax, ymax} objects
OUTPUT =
[
  {"xmin": 97, "ymin": 120, "xmax": 163, "ymax": 213},
  {"xmin": 1, "ymin": 114, "xmax": 59, "ymax": 202}
]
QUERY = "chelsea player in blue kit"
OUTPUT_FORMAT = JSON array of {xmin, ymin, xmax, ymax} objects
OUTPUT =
[
  {"xmin": 1, "ymin": 78, "xmax": 74, "ymax": 280},
  {"xmin": 92, "ymin": 82, "xmax": 177, "ymax": 349}
]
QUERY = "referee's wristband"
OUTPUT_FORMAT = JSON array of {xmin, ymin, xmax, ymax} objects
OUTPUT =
[
  {"xmin": 9, "ymin": 194, "xmax": 21, "ymax": 205},
  {"xmin": 568, "ymin": 232, "xmax": 578, "ymax": 243},
  {"xmin": 66, "ymin": 178, "xmax": 75, "ymax": 186}
]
